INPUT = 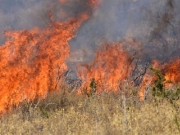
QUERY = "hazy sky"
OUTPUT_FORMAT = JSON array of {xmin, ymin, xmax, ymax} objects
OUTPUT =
[{"xmin": 0, "ymin": 0, "xmax": 179, "ymax": 62}]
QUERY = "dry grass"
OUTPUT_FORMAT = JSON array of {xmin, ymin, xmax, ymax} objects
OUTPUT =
[{"xmin": 0, "ymin": 89, "xmax": 180, "ymax": 135}]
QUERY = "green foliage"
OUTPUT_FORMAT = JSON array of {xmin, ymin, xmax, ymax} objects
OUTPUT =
[
  {"xmin": 40, "ymin": 108, "xmax": 49, "ymax": 118},
  {"xmin": 83, "ymin": 78, "xmax": 97, "ymax": 97},
  {"xmin": 175, "ymin": 115, "xmax": 180, "ymax": 131},
  {"xmin": 150, "ymin": 67, "xmax": 180, "ymax": 131},
  {"xmin": 150, "ymin": 67, "xmax": 180, "ymax": 102}
]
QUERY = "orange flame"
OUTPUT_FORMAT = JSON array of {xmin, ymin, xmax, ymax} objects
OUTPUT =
[
  {"xmin": 1, "ymin": 0, "xmax": 180, "ymax": 114},
  {"xmin": 59, "ymin": 0, "xmax": 67, "ymax": 4},
  {"xmin": 0, "ymin": 14, "xmax": 88, "ymax": 114},
  {"xmin": 139, "ymin": 59, "xmax": 180, "ymax": 101},
  {"xmin": 78, "ymin": 42, "xmax": 134, "ymax": 94},
  {"xmin": 163, "ymin": 59, "xmax": 180, "ymax": 84},
  {"xmin": 89, "ymin": 0, "xmax": 101, "ymax": 7}
]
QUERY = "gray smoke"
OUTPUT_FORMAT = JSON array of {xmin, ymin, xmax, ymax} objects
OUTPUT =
[
  {"xmin": 70, "ymin": 0, "xmax": 180, "ymax": 63},
  {"xmin": 0, "ymin": 0, "xmax": 94, "ymax": 43},
  {"xmin": 0, "ymin": 0, "xmax": 180, "ymax": 63}
]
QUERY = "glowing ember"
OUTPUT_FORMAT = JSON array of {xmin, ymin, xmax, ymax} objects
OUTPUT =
[
  {"xmin": 0, "ymin": 14, "xmax": 88, "ymax": 114},
  {"xmin": 78, "ymin": 42, "xmax": 134, "ymax": 94}
]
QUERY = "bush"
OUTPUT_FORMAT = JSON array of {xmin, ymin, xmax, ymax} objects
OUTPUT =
[
  {"xmin": 150, "ymin": 67, "xmax": 180, "ymax": 102},
  {"xmin": 150, "ymin": 67, "xmax": 180, "ymax": 131}
]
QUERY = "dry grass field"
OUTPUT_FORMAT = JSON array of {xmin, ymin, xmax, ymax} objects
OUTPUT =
[{"xmin": 0, "ymin": 88, "xmax": 180, "ymax": 135}]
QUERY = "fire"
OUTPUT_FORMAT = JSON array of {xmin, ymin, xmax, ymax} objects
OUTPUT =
[
  {"xmin": 59, "ymin": 0, "xmax": 67, "ymax": 4},
  {"xmin": 77, "ymin": 42, "xmax": 134, "ymax": 94},
  {"xmin": 139, "ymin": 59, "xmax": 180, "ymax": 101},
  {"xmin": 0, "ymin": 0, "xmax": 100, "ymax": 114},
  {"xmin": 0, "ymin": 0, "xmax": 180, "ymax": 114},
  {"xmin": 89, "ymin": 0, "xmax": 101, "ymax": 7},
  {"xmin": 0, "ymin": 14, "xmax": 88, "ymax": 114},
  {"xmin": 139, "ymin": 60, "xmax": 159, "ymax": 101},
  {"xmin": 163, "ymin": 59, "xmax": 180, "ymax": 84}
]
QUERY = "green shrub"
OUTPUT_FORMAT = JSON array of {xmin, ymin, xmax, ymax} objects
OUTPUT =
[
  {"xmin": 150, "ymin": 67, "xmax": 180, "ymax": 131},
  {"xmin": 83, "ymin": 78, "xmax": 97, "ymax": 97},
  {"xmin": 150, "ymin": 67, "xmax": 180, "ymax": 102}
]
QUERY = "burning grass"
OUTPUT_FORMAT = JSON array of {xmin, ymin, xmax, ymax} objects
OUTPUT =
[
  {"xmin": 0, "ymin": 0, "xmax": 180, "ymax": 134},
  {"xmin": 0, "ymin": 0, "xmax": 100, "ymax": 115},
  {"xmin": 77, "ymin": 41, "xmax": 135, "ymax": 94},
  {"xmin": 0, "ymin": 14, "xmax": 87, "ymax": 114}
]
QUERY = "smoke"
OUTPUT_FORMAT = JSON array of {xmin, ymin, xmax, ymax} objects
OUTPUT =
[
  {"xmin": 0, "ymin": 0, "xmax": 179, "ymax": 112},
  {"xmin": 69, "ymin": 0, "xmax": 180, "ymax": 63},
  {"xmin": 145, "ymin": 0, "xmax": 180, "ymax": 61},
  {"xmin": 0, "ymin": 0, "xmax": 180, "ymax": 62},
  {"xmin": 0, "ymin": 1, "xmax": 52, "ymax": 27},
  {"xmin": 0, "ymin": 0, "xmax": 94, "ymax": 43},
  {"xmin": 0, "ymin": 0, "xmax": 50, "ymax": 43}
]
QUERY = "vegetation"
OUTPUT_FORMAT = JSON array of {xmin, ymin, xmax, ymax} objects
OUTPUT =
[
  {"xmin": 1, "ymin": 74, "xmax": 180, "ymax": 135},
  {"xmin": 150, "ymin": 67, "xmax": 180, "ymax": 132},
  {"xmin": 150, "ymin": 67, "xmax": 180, "ymax": 102}
]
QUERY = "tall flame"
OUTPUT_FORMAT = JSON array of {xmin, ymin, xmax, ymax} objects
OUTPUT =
[
  {"xmin": 0, "ymin": 0, "xmax": 180, "ymax": 114},
  {"xmin": 0, "ymin": 14, "xmax": 88, "ymax": 114},
  {"xmin": 78, "ymin": 42, "xmax": 134, "ymax": 94}
]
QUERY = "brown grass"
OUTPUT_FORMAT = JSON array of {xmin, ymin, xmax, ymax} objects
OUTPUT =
[{"xmin": 0, "ymin": 89, "xmax": 180, "ymax": 135}]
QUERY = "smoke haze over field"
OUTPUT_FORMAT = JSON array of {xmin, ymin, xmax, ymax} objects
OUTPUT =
[
  {"xmin": 71, "ymin": 0, "xmax": 180, "ymax": 62},
  {"xmin": 0, "ymin": 0, "xmax": 180, "ymax": 113},
  {"xmin": 0, "ymin": 0, "xmax": 180, "ymax": 62}
]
